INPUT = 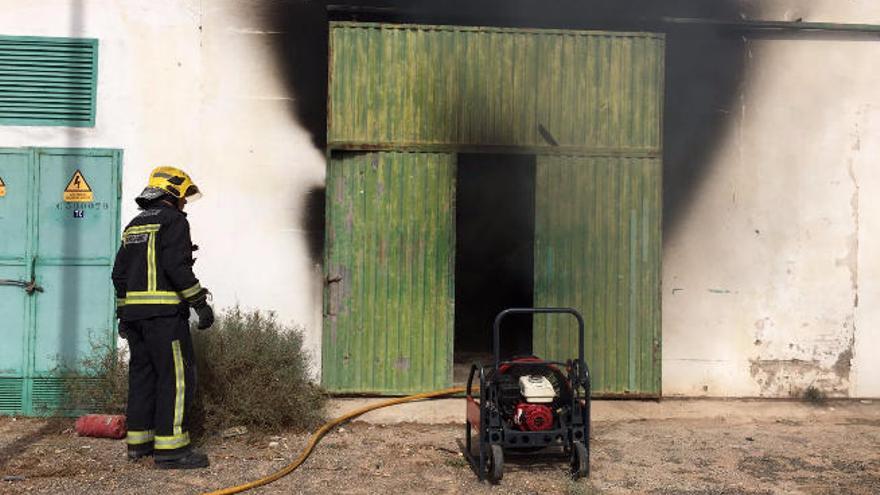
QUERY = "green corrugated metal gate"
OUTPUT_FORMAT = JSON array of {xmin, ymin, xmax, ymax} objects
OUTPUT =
[
  {"xmin": 324, "ymin": 152, "xmax": 455, "ymax": 393},
  {"xmin": 324, "ymin": 22, "xmax": 664, "ymax": 396},
  {"xmin": 533, "ymin": 156, "xmax": 662, "ymax": 395}
]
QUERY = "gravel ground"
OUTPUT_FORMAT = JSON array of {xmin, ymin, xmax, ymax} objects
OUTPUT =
[{"xmin": 1, "ymin": 402, "xmax": 879, "ymax": 494}]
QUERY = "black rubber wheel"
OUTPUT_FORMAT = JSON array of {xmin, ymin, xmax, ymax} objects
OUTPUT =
[
  {"xmin": 570, "ymin": 441, "xmax": 588, "ymax": 479},
  {"xmin": 487, "ymin": 444, "xmax": 504, "ymax": 483}
]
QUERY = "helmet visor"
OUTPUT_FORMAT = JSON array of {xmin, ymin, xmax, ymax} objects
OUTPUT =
[{"xmin": 184, "ymin": 184, "xmax": 202, "ymax": 202}]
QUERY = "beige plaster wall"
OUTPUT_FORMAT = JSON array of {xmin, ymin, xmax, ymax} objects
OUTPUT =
[{"xmin": 663, "ymin": 0, "xmax": 880, "ymax": 397}]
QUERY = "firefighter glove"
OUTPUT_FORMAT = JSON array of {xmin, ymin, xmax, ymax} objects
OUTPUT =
[
  {"xmin": 193, "ymin": 301, "xmax": 214, "ymax": 330},
  {"xmin": 118, "ymin": 320, "xmax": 130, "ymax": 340}
]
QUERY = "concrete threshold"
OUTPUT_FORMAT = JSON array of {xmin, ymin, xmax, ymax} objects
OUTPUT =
[{"xmin": 328, "ymin": 397, "xmax": 879, "ymax": 425}]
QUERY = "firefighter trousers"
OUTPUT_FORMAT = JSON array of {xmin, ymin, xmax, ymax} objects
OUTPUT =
[{"xmin": 124, "ymin": 313, "xmax": 196, "ymax": 458}]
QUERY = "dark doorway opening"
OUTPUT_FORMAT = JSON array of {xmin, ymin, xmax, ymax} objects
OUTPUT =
[{"xmin": 454, "ymin": 153, "xmax": 536, "ymax": 384}]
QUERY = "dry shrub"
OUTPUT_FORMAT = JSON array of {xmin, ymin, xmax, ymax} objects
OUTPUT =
[
  {"xmin": 58, "ymin": 343, "xmax": 129, "ymax": 415},
  {"xmin": 60, "ymin": 307, "xmax": 326, "ymax": 435},
  {"xmin": 191, "ymin": 306, "xmax": 327, "ymax": 434}
]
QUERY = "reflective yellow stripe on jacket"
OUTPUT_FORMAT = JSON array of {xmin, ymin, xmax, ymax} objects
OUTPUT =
[
  {"xmin": 124, "ymin": 291, "xmax": 181, "ymax": 305},
  {"xmin": 180, "ymin": 283, "xmax": 202, "ymax": 301},
  {"xmin": 123, "ymin": 224, "xmax": 161, "ymax": 235},
  {"xmin": 147, "ymin": 231, "xmax": 158, "ymax": 291}
]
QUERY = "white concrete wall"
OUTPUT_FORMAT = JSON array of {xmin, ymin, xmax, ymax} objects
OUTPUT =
[
  {"xmin": 663, "ymin": 0, "xmax": 880, "ymax": 398},
  {"xmin": 2, "ymin": 0, "xmax": 879, "ymax": 397},
  {"xmin": 0, "ymin": 0, "xmax": 327, "ymax": 376}
]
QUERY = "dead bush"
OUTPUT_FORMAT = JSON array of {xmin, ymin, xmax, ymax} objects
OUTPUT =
[
  {"xmin": 191, "ymin": 306, "xmax": 327, "ymax": 435},
  {"xmin": 60, "ymin": 307, "xmax": 326, "ymax": 436},
  {"xmin": 59, "ymin": 342, "xmax": 129, "ymax": 415}
]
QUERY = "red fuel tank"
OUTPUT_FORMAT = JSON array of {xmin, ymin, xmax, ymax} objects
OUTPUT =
[{"xmin": 75, "ymin": 414, "xmax": 127, "ymax": 439}]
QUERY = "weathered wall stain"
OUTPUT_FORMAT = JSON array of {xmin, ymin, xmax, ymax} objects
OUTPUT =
[
  {"xmin": 833, "ymin": 347, "xmax": 853, "ymax": 379},
  {"xmin": 753, "ymin": 317, "xmax": 770, "ymax": 345},
  {"xmin": 749, "ymin": 357, "xmax": 848, "ymax": 397},
  {"xmin": 749, "ymin": 317, "xmax": 856, "ymax": 397}
]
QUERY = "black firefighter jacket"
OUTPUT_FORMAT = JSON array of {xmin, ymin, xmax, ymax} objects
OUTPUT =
[{"xmin": 112, "ymin": 202, "xmax": 207, "ymax": 321}]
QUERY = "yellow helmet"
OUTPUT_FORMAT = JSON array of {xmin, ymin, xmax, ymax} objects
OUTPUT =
[{"xmin": 136, "ymin": 166, "xmax": 201, "ymax": 207}]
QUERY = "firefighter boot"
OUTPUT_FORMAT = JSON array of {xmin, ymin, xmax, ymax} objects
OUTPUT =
[
  {"xmin": 155, "ymin": 449, "xmax": 210, "ymax": 470},
  {"xmin": 127, "ymin": 445, "xmax": 154, "ymax": 461}
]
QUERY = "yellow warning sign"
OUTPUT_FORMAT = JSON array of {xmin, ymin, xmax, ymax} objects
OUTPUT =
[
  {"xmin": 0, "ymin": 176, "xmax": 5, "ymax": 197},
  {"xmin": 63, "ymin": 169, "xmax": 94, "ymax": 202}
]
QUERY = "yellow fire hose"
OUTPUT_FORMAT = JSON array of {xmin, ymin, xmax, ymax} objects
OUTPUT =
[{"xmin": 202, "ymin": 386, "xmax": 466, "ymax": 495}]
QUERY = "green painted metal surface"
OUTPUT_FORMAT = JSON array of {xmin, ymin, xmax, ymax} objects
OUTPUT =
[
  {"xmin": 323, "ymin": 151, "xmax": 455, "ymax": 394},
  {"xmin": 326, "ymin": 22, "xmax": 665, "ymax": 396},
  {"xmin": 0, "ymin": 149, "xmax": 32, "ymax": 414},
  {"xmin": 533, "ymin": 155, "xmax": 661, "ymax": 396},
  {"xmin": 0, "ymin": 148, "xmax": 120, "ymax": 415},
  {"xmin": 328, "ymin": 22, "xmax": 664, "ymax": 153},
  {"xmin": 0, "ymin": 36, "xmax": 99, "ymax": 127}
]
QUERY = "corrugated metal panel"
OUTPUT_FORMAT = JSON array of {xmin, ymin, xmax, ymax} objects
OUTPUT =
[
  {"xmin": 533, "ymin": 155, "xmax": 661, "ymax": 396},
  {"xmin": 328, "ymin": 22, "xmax": 663, "ymax": 152},
  {"xmin": 0, "ymin": 36, "xmax": 98, "ymax": 127},
  {"xmin": 322, "ymin": 151, "xmax": 455, "ymax": 394}
]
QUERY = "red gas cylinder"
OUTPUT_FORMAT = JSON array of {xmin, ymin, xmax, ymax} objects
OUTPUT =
[{"xmin": 75, "ymin": 414, "xmax": 127, "ymax": 439}]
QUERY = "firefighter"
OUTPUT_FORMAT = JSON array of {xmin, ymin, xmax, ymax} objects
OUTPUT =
[{"xmin": 111, "ymin": 166, "xmax": 214, "ymax": 469}]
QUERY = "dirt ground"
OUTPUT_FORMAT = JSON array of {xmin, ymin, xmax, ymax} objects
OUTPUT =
[{"xmin": 1, "ymin": 401, "xmax": 879, "ymax": 495}]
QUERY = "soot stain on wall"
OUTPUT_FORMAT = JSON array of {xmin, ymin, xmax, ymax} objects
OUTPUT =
[
  {"xmin": 262, "ymin": 0, "xmax": 756, "ymax": 266},
  {"xmin": 259, "ymin": 1, "xmax": 330, "ymax": 263}
]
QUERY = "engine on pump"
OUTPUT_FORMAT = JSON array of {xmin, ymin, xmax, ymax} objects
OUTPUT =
[{"xmin": 494, "ymin": 359, "xmax": 572, "ymax": 432}]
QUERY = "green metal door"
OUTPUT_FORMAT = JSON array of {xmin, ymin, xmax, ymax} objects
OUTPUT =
[
  {"xmin": 533, "ymin": 155, "xmax": 661, "ymax": 397},
  {"xmin": 323, "ymin": 151, "xmax": 455, "ymax": 394},
  {"xmin": 0, "ymin": 149, "xmax": 33, "ymax": 414},
  {"xmin": 0, "ymin": 147, "xmax": 121, "ymax": 415},
  {"xmin": 31, "ymin": 149, "xmax": 121, "ymax": 411}
]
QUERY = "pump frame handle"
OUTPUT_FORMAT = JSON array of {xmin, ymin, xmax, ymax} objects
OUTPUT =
[{"xmin": 492, "ymin": 307, "xmax": 585, "ymax": 374}]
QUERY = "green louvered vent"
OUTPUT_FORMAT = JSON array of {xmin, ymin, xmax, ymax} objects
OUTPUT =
[
  {"xmin": 31, "ymin": 377, "xmax": 101, "ymax": 416},
  {"xmin": 0, "ymin": 36, "xmax": 98, "ymax": 127},
  {"xmin": 31, "ymin": 377, "xmax": 70, "ymax": 415},
  {"xmin": 0, "ymin": 378, "xmax": 23, "ymax": 414}
]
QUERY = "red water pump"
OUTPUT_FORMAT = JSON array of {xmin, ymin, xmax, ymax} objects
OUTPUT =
[{"xmin": 465, "ymin": 308, "xmax": 591, "ymax": 484}]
